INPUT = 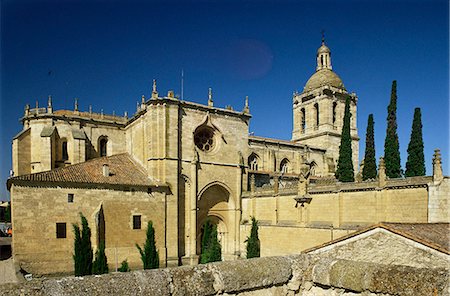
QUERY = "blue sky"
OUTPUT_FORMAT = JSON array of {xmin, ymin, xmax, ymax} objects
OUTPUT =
[{"xmin": 1, "ymin": 0, "xmax": 448, "ymax": 200}]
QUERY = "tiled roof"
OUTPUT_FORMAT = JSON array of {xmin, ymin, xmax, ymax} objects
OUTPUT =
[
  {"xmin": 304, "ymin": 222, "xmax": 450, "ymax": 255},
  {"xmin": 7, "ymin": 153, "xmax": 165, "ymax": 189}
]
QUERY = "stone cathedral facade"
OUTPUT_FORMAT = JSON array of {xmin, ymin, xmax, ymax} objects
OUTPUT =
[{"xmin": 7, "ymin": 41, "xmax": 448, "ymax": 275}]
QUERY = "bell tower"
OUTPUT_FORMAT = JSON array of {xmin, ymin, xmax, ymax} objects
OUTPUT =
[{"xmin": 292, "ymin": 37, "xmax": 359, "ymax": 175}]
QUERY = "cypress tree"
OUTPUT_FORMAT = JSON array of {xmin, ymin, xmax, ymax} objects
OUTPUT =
[
  {"xmin": 92, "ymin": 241, "xmax": 109, "ymax": 274},
  {"xmin": 362, "ymin": 114, "xmax": 377, "ymax": 180},
  {"xmin": 405, "ymin": 108, "xmax": 425, "ymax": 177},
  {"xmin": 208, "ymin": 225, "xmax": 222, "ymax": 263},
  {"xmin": 246, "ymin": 217, "xmax": 260, "ymax": 259},
  {"xmin": 200, "ymin": 220, "xmax": 221, "ymax": 263},
  {"xmin": 384, "ymin": 80, "xmax": 402, "ymax": 178},
  {"xmin": 136, "ymin": 221, "xmax": 159, "ymax": 269},
  {"xmin": 335, "ymin": 96, "xmax": 354, "ymax": 182},
  {"xmin": 73, "ymin": 213, "xmax": 93, "ymax": 276}
]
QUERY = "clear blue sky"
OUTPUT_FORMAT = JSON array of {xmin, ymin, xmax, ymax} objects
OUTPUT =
[{"xmin": 1, "ymin": 0, "xmax": 448, "ymax": 200}]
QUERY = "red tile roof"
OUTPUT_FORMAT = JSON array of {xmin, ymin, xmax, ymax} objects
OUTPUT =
[
  {"xmin": 7, "ymin": 153, "xmax": 165, "ymax": 189},
  {"xmin": 304, "ymin": 222, "xmax": 450, "ymax": 255}
]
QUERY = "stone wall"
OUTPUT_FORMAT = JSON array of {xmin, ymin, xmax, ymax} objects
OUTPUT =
[
  {"xmin": 1, "ymin": 254, "xmax": 448, "ymax": 296},
  {"xmin": 10, "ymin": 184, "xmax": 167, "ymax": 275}
]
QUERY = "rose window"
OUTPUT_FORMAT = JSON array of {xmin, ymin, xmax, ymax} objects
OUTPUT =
[{"xmin": 194, "ymin": 127, "xmax": 215, "ymax": 152}]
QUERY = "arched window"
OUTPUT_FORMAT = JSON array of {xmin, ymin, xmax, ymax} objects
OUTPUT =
[
  {"xmin": 301, "ymin": 108, "xmax": 306, "ymax": 133},
  {"xmin": 99, "ymin": 137, "xmax": 108, "ymax": 157},
  {"xmin": 62, "ymin": 141, "xmax": 68, "ymax": 161},
  {"xmin": 314, "ymin": 103, "xmax": 319, "ymax": 127},
  {"xmin": 332, "ymin": 102, "xmax": 337, "ymax": 125},
  {"xmin": 280, "ymin": 158, "xmax": 289, "ymax": 174},
  {"xmin": 248, "ymin": 153, "xmax": 259, "ymax": 171}
]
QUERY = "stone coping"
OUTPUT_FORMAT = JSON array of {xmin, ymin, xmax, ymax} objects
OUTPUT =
[{"xmin": 0, "ymin": 254, "xmax": 448, "ymax": 295}]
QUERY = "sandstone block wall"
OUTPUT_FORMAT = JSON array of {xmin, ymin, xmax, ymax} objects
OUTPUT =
[
  {"xmin": 1, "ymin": 254, "xmax": 448, "ymax": 296},
  {"xmin": 10, "ymin": 185, "xmax": 167, "ymax": 275}
]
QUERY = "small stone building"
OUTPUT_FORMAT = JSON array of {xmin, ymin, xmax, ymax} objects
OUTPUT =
[{"xmin": 305, "ymin": 222, "xmax": 450, "ymax": 269}]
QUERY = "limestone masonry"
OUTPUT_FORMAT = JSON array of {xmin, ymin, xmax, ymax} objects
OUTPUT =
[{"xmin": 7, "ymin": 40, "xmax": 449, "ymax": 275}]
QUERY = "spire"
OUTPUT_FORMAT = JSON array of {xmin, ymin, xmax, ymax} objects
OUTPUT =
[
  {"xmin": 47, "ymin": 95, "xmax": 53, "ymax": 113},
  {"xmin": 316, "ymin": 32, "xmax": 332, "ymax": 71},
  {"xmin": 243, "ymin": 95, "xmax": 250, "ymax": 114},
  {"xmin": 152, "ymin": 79, "xmax": 158, "ymax": 99},
  {"xmin": 208, "ymin": 87, "xmax": 213, "ymax": 107}
]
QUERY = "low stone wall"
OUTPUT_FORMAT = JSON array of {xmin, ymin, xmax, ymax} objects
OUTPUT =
[{"xmin": 1, "ymin": 254, "xmax": 448, "ymax": 296}]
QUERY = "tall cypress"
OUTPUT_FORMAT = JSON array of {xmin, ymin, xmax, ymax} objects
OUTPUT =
[
  {"xmin": 335, "ymin": 96, "xmax": 354, "ymax": 182},
  {"xmin": 200, "ymin": 220, "xmax": 221, "ymax": 263},
  {"xmin": 136, "ymin": 221, "xmax": 159, "ymax": 269},
  {"xmin": 362, "ymin": 114, "xmax": 377, "ymax": 180},
  {"xmin": 384, "ymin": 80, "xmax": 402, "ymax": 178},
  {"xmin": 73, "ymin": 213, "xmax": 93, "ymax": 276},
  {"xmin": 405, "ymin": 108, "xmax": 425, "ymax": 176},
  {"xmin": 246, "ymin": 217, "xmax": 260, "ymax": 259}
]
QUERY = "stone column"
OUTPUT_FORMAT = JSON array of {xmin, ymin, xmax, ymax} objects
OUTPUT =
[{"xmin": 188, "ymin": 150, "xmax": 199, "ymax": 265}]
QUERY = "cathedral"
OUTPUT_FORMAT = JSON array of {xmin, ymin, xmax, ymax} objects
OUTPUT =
[{"xmin": 7, "ymin": 40, "xmax": 448, "ymax": 275}]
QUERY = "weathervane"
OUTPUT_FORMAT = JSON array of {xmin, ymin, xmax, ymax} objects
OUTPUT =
[{"xmin": 321, "ymin": 29, "xmax": 325, "ymax": 44}]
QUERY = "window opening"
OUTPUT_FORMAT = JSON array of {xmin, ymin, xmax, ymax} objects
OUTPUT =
[
  {"xmin": 68, "ymin": 193, "xmax": 74, "ymax": 203},
  {"xmin": 62, "ymin": 141, "xmax": 68, "ymax": 161},
  {"xmin": 56, "ymin": 223, "xmax": 67, "ymax": 238},
  {"xmin": 133, "ymin": 215, "xmax": 141, "ymax": 229},
  {"xmin": 99, "ymin": 138, "xmax": 108, "ymax": 157}
]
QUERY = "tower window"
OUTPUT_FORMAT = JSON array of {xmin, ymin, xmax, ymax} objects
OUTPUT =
[
  {"xmin": 99, "ymin": 137, "xmax": 108, "ymax": 157},
  {"xmin": 133, "ymin": 215, "xmax": 141, "ymax": 229},
  {"xmin": 62, "ymin": 141, "xmax": 68, "ymax": 161},
  {"xmin": 332, "ymin": 102, "xmax": 337, "ymax": 125},
  {"xmin": 56, "ymin": 223, "xmax": 67, "ymax": 238},
  {"xmin": 68, "ymin": 193, "xmax": 74, "ymax": 203},
  {"xmin": 301, "ymin": 108, "xmax": 306, "ymax": 133},
  {"xmin": 314, "ymin": 103, "xmax": 319, "ymax": 127}
]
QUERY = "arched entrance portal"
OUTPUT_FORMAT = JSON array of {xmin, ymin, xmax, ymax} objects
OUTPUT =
[{"xmin": 197, "ymin": 182, "xmax": 235, "ymax": 260}]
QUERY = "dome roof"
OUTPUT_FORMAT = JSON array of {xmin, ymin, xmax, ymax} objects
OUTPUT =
[
  {"xmin": 317, "ymin": 44, "xmax": 330, "ymax": 54},
  {"xmin": 304, "ymin": 69, "xmax": 345, "ymax": 92}
]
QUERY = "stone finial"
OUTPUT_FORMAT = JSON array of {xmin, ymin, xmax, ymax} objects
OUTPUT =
[
  {"xmin": 89, "ymin": 105, "xmax": 92, "ymax": 114},
  {"xmin": 47, "ymin": 95, "xmax": 53, "ymax": 113},
  {"xmin": 433, "ymin": 149, "xmax": 444, "ymax": 184},
  {"xmin": 35, "ymin": 100, "xmax": 39, "ymax": 114},
  {"xmin": 378, "ymin": 157, "xmax": 386, "ymax": 187},
  {"xmin": 152, "ymin": 79, "xmax": 158, "ymax": 99},
  {"xmin": 136, "ymin": 101, "xmax": 140, "ymax": 112},
  {"xmin": 74, "ymin": 98, "xmax": 79, "ymax": 112},
  {"xmin": 141, "ymin": 95, "xmax": 145, "ymax": 104},
  {"xmin": 168, "ymin": 90, "xmax": 174, "ymax": 98},
  {"xmin": 112, "ymin": 110, "xmax": 115, "ymax": 116},
  {"xmin": 243, "ymin": 96, "xmax": 250, "ymax": 114},
  {"xmin": 100, "ymin": 109, "xmax": 104, "ymax": 118},
  {"xmin": 124, "ymin": 111, "xmax": 128, "ymax": 119},
  {"xmin": 298, "ymin": 173, "xmax": 308, "ymax": 196},
  {"xmin": 25, "ymin": 104, "xmax": 30, "ymax": 116},
  {"xmin": 208, "ymin": 88, "xmax": 213, "ymax": 107}
]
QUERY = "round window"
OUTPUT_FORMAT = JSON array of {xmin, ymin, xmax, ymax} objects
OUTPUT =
[{"xmin": 194, "ymin": 127, "xmax": 215, "ymax": 152}]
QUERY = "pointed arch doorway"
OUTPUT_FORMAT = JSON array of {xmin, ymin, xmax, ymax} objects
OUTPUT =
[{"xmin": 196, "ymin": 182, "xmax": 236, "ymax": 261}]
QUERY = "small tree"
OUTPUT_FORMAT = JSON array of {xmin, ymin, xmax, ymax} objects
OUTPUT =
[
  {"xmin": 136, "ymin": 221, "xmax": 159, "ymax": 269},
  {"xmin": 405, "ymin": 108, "xmax": 425, "ymax": 177},
  {"xmin": 4, "ymin": 202, "xmax": 11, "ymax": 223},
  {"xmin": 245, "ymin": 217, "xmax": 260, "ymax": 259},
  {"xmin": 118, "ymin": 259, "xmax": 130, "ymax": 272},
  {"xmin": 335, "ymin": 96, "xmax": 354, "ymax": 182},
  {"xmin": 92, "ymin": 241, "xmax": 109, "ymax": 274},
  {"xmin": 200, "ymin": 220, "xmax": 221, "ymax": 264},
  {"xmin": 73, "ymin": 213, "xmax": 93, "ymax": 276},
  {"xmin": 362, "ymin": 114, "xmax": 377, "ymax": 180},
  {"xmin": 384, "ymin": 80, "xmax": 402, "ymax": 178}
]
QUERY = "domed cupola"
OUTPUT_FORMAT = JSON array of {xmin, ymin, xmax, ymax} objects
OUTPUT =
[{"xmin": 303, "ymin": 37, "xmax": 345, "ymax": 92}]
